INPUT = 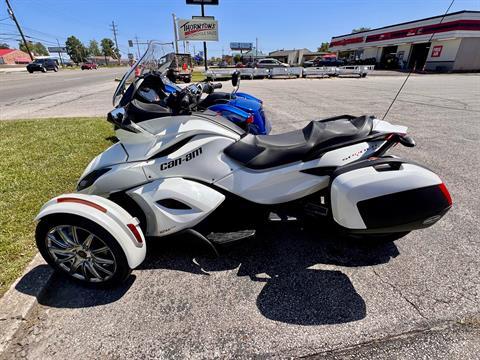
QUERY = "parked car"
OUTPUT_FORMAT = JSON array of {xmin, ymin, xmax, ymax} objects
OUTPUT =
[
  {"xmin": 26, "ymin": 58, "xmax": 58, "ymax": 73},
  {"xmin": 303, "ymin": 57, "xmax": 321, "ymax": 67},
  {"xmin": 254, "ymin": 58, "xmax": 289, "ymax": 69},
  {"xmin": 81, "ymin": 62, "xmax": 98, "ymax": 70},
  {"xmin": 305, "ymin": 57, "xmax": 345, "ymax": 67}
]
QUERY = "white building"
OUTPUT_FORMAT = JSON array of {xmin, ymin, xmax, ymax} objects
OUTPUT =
[{"xmin": 329, "ymin": 10, "xmax": 480, "ymax": 71}]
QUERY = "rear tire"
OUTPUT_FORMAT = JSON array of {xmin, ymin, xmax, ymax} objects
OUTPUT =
[
  {"xmin": 53, "ymin": 67, "xmax": 58, "ymax": 72},
  {"xmin": 36, "ymin": 214, "xmax": 132, "ymax": 287}
]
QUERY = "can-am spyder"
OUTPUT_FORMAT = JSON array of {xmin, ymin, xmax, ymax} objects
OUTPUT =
[{"xmin": 35, "ymin": 72, "xmax": 452, "ymax": 286}]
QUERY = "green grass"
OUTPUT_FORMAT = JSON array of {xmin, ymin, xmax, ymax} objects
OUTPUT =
[
  {"xmin": 191, "ymin": 70, "xmax": 206, "ymax": 82},
  {"xmin": 0, "ymin": 117, "xmax": 114, "ymax": 296}
]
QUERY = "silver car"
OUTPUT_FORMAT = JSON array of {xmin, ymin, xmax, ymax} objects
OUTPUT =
[{"xmin": 255, "ymin": 58, "xmax": 289, "ymax": 69}]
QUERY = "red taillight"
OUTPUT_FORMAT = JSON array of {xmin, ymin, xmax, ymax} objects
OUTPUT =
[
  {"xmin": 438, "ymin": 183, "xmax": 452, "ymax": 206},
  {"xmin": 246, "ymin": 115, "xmax": 254, "ymax": 124},
  {"xmin": 57, "ymin": 197, "xmax": 107, "ymax": 213},
  {"xmin": 127, "ymin": 223, "xmax": 143, "ymax": 244}
]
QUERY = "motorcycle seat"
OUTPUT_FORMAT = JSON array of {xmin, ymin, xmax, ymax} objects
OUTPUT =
[{"xmin": 224, "ymin": 115, "xmax": 374, "ymax": 169}]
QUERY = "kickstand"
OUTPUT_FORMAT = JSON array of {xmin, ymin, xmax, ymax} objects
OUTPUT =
[{"xmin": 183, "ymin": 229, "xmax": 220, "ymax": 257}]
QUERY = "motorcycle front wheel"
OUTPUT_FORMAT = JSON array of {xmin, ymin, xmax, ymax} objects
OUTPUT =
[{"xmin": 36, "ymin": 214, "xmax": 132, "ymax": 287}]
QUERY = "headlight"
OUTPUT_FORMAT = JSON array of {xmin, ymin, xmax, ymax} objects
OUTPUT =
[{"xmin": 77, "ymin": 168, "xmax": 111, "ymax": 191}]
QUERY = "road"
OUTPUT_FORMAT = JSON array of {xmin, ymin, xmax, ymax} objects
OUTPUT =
[
  {"xmin": 1, "ymin": 73, "xmax": 480, "ymax": 359},
  {"xmin": 0, "ymin": 67, "xmax": 127, "ymax": 120}
]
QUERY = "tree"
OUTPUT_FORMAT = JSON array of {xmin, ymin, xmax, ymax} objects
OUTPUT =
[
  {"xmin": 65, "ymin": 36, "xmax": 88, "ymax": 64},
  {"xmin": 34, "ymin": 42, "xmax": 49, "ymax": 56},
  {"xmin": 317, "ymin": 42, "xmax": 330, "ymax": 52},
  {"xmin": 352, "ymin": 27, "xmax": 371, "ymax": 33},
  {"xmin": 19, "ymin": 41, "xmax": 49, "ymax": 56},
  {"xmin": 100, "ymin": 38, "xmax": 120, "ymax": 63},
  {"xmin": 0, "ymin": 43, "xmax": 9, "ymax": 49},
  {"xmin": 233, "ymin": 54, "xmax": 241, "ymax": 63},
  {"xmin": 88, "ymin": 40, "xmax": 101, "ymax": 56}
]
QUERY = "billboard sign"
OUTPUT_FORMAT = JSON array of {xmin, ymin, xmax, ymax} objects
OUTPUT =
[
  {"xmin": 47, "ymin": 46, "xmax": 67, "ymax": 53},
  {"xmin": 230, "ymin": 42, "xmax": 252, "ymax": 51},
  {"xmin": 178, "ymin": 18, "xmax": 218, "ymax": 41},
  {"xmin": 186, "ymin": 0, "xmax": 219, "ymax": 5}
]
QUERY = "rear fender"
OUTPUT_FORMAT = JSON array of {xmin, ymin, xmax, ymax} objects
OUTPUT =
[{"xmin": 35, "ymin": 193, "xmax": 146, "ymax": 269}]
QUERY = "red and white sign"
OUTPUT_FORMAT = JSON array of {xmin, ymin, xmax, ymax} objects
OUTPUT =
[{"xmin": 431, "ymin": 45, "xmax": 443, "ymax": 58}]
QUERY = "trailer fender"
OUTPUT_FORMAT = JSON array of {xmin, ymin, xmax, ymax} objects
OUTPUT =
[{"xmin": 35, "ymin": 193, "xmax": 146, "ymax": 269}]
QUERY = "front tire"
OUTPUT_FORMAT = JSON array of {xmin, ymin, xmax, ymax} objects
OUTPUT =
[
  {"xmin": 36, "ymin": 215, "xmax": 132, "ymax": 287},
  {"xmin": 41, "ymin": 67, "xmax": 47, "ymax": 73}
]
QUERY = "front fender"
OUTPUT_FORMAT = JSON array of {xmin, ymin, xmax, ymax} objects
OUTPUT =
[{"xmin": 35, "ymin": 193, "xmax": 146, "ymax": 269}]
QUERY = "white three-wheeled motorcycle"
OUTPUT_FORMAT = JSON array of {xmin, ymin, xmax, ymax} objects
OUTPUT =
[{"xmin": 34, "ymin": 47, "xmax": 452, "ymax": 287}]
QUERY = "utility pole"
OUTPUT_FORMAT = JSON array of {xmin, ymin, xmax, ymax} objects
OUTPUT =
[
  {"xmin": 5, "ymin": 0, "xmax": 33, "ymax": 60},
  {"xmin": 134, "ymin": 35, "xmax": 141, "ymax": 59},
  {"xmin": 172, "ymin": 13, "xmax": 179, "ymax": 54},
  {"xmin": 201, "ymin": 3, "xmax": 208, "ymax": 71},
  {"xmin": 256, "ymin": 37, "xmax": 258, "ymax": 59},
  {"xmin": 56, "ymin": 38, "xmax": 64, "ymax": 66},
  {"xmin": 110, "ymin": 20, "xmax": 121, "ymax": 64}
]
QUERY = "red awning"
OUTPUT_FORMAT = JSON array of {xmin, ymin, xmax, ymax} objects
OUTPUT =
[{"xmin": 321, "ymin": 54, "xmax": 337, "ymax": 59}]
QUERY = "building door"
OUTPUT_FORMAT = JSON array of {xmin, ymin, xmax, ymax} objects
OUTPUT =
[
  {"xmin": 380, "ymin": 46, "xmax": 398, "ymax": 69},
  {"xmin": 407, "ymin": 43, "xmax": 431, "ymax": 70}
]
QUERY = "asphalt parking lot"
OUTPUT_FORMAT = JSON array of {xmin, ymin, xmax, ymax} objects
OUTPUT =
[{"xmin": 2, "ymin": 73, "xmax": 480, "ymax": 359}]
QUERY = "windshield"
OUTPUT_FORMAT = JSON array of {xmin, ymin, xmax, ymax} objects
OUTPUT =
[
  {"xmin": 113, "ymin": 41, "xmax": 175, "ymax": 106},
  {"xmin": 33, "ymin": 59, "xmax": 44, "ymax": 64}
]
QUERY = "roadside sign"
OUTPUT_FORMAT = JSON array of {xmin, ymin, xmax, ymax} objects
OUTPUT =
[
  {"xmin": 230, "ymin": 42, "xmax": 252, "ymax": 51},
  {"xmin": 47, "ymin": 46, "xmax": 67, "ymax": 53},
  {"xmin": 178, "ymin": 18, "xmax": 218, "ymax": 41},
  {"xmin": 186, "ymin": 0, "xmax": 219, "ymax": 5}
]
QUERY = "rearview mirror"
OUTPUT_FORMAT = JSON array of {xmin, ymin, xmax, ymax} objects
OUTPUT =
[
  {"xmin": 231, "ymin": 71, "xmax": 240, "ymax": 87},
  {"xmin": 107, "ymin": 107, "xmax": 126, "ymax": 127}
]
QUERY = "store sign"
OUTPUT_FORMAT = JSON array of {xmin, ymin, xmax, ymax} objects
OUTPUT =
[
  {"xmin": 431, "ymin": 45, "xmax": 443, "ymax": 57},
  {"xmin": 186, "ymin": 0, "xmax": 219, "ymax": 4},
  {"xmin": 178, "ymin": 18, "xmax": 218, "ymax": 41}
]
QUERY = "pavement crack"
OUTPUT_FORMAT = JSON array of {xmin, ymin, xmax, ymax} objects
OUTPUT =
[
  {"xmin": 299, "ymin": 319, "xmax": 475, "ymax": 359},
  {"xmin": 371, "ymin": 268, "xmax": 428, "ymax": 320}
]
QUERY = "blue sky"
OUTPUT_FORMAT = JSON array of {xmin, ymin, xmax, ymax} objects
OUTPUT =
[{"xmin": 1, "ymin": 0, "xmax": 478, "ymax": 57}]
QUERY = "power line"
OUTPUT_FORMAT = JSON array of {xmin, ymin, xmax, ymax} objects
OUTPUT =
[{"xmin": 382, "ymin": 0, "xmax": 455, "ymax": 120}]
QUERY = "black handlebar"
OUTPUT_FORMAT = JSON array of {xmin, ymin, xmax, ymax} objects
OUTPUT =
[{"xmin": 167, "ymin": 81, "xmax": 223, "ymax": 115}]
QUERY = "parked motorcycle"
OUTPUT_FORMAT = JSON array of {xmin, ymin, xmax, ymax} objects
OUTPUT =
[
  {"xmin": 114, "ymin": 42, "xmax": 270, "ymax": 135},
  {"xmin": 35, "ymin": 71, "xmax": 452, "ymax": 286}
]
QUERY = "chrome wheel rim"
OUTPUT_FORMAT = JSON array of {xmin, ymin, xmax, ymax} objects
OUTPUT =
[{"xmin": 46, "ymin": 225, "xmax": 117, "ymax": 283}]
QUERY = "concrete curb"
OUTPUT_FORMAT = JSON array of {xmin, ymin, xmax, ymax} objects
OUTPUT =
[{"xmin": 0, "ymin": 253, "xmax": 53, "ymax": 355}]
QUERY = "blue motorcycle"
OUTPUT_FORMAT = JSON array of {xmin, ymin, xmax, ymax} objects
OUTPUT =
[
  {"xmin": 113, "ymin": 42, "xmax": 270, "ymax": 135},
  {"xmin": 163, "ymin": 72, "xmax": 271, "ymax": 135}
]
